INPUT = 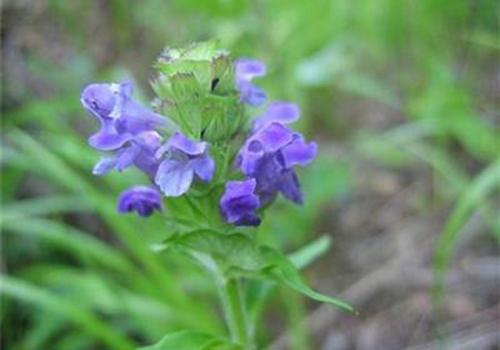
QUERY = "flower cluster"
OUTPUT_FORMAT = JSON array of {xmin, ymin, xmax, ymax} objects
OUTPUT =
[
  {"xmin": 220, "ymin": 60, "xmax": 317, "ymax": 226},
  {"xmin": 80, "ymin": 81, "xmax": 214, "ymax": 217},
  {"xmin": 80, "ymin": 47, "xmax": 316, "ymax": 226}
]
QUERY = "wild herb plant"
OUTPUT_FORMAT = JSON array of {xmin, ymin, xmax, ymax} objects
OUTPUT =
[{"xmin": 79, "ymin": 42, "xmax": 352, "ymax": 349}]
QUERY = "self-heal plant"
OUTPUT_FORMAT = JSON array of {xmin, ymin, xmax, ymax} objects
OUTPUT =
[{"xmin": 80, "ymin": 42, "xmax": 353, "ymax": 350}]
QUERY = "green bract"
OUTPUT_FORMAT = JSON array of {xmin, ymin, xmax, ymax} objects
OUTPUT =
[{"xmin": 152, "ymin": 41, "xmax": 244, "ymax": 143}]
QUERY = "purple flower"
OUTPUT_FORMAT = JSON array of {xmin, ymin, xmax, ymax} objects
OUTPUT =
[
  {"xmin": 117, "ymin": 186, "xmax": 163, "ymax": 217},
  {"xmin": 220, "ymin": 179, "xmax": 261, "ymax": 226},
  {"xmin": 235, "ymin": 58, "xmax": 267, "ymax": 106},
  {"xmin": 237, "ymin": 122, "xmax": 317, "ymax": 205},
  {"xmin": 154, "ymin": 132, "xmax": 215, "ymax": 197},
  {"xmin": 81, "ymin": 81, "xmax": 174, "ymax": 151},
  {"xmin": 252, "ymin": 101, "xmax": 300, "ymax": 132},
  {"xmin": 92, "ymin": 131, "xmax": 162, "ymax": 178}
]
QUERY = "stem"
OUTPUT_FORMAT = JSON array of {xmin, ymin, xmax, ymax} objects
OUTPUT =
[{"xmin": 218, "ymin": 277, "xmax": 253, "ymax": 349}]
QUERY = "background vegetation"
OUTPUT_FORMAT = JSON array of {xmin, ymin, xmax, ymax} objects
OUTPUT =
[{"xmin": 1, "ymin": 0, "xmax": 499, "ymax": 349}]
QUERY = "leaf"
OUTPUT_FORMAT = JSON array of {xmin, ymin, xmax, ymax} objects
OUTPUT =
[
  {"xmin": 245, "ymin": 235, "xmax": 333, "ymax": 321},
  {"xmin": 166, "ymin": 231, "xmax": 267, "ymax": 274},
  {"xmin": 260, "ymin": 246, "xmax": 354, "ymax": 313},
  {"xmin": 137, "ymin": 330, "xmax": 240, "ymax": 350},
  {"xmin": 163, "ymin": 231, "xmax": 353, "ymax": 313}
]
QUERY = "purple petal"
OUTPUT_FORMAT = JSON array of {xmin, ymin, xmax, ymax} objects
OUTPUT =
[
  {"xmin": 235, "ymin": 58, "xmax": 267, "ymax": 106},
  {"xmin": 280, "ymin": 136, "xmax": 317, "ymax": 168},
  {"xmin": 133, "ymin": 151, "xmax": 159, "ymax": 179},
  {"xmin": 157, "ymin": 132, "xmax": 207, "ymax": 158},
  {"xmin": 235, "ymin": 59, "xmax": 266, "ymax": 81},
  {"xmin": 238, "ymin": 145, "xmax": 264, "ymax": 176},
  {"xmin": 135, "ymin": 131, "xmax": 162, "ymax": 152},
  {"xmin": 155, "ymin": 159, "xmax": 194, "ymax": 197},
  {"xmin": 238, "ymin": 82, "xmax": 267, "ymax": 106},
  {"xmin": 88, "ymin": 118, "xmax": 131, "ymax": 151},
  {"xmin": 220, "ymin": 179, "xmax": 261, "ymax": 226},
  {"xmin": 119, "ymin": 80, "xmax": 134, "ymax": 97},
  {"xmin": 253, "ymin": 102, "xmax": 300, "ymax": 131},
  {"xmin": 92, "ymin": 157, "xmax": 117, "ymax": 176},
  {"xmin": 115, "ymin": 144, "xmax": 141, "ymax": 172},
  {"xmin": 192, "ymin": 154, "xmax": 215, "ymax": 182},
  {"xmin": 81, "ymin": 83, "xmax": 117, "ymax": 118},
  {"xmin": 251, "ymin": 122, "xmax": 294, "ymax": 152},
  {"xmin": 277, "ymin": 169, "xmax": 303, "ymax": 204},
  {"xmin": 117, "ymin": 186, "xmax": 162, "ymax": 217}
]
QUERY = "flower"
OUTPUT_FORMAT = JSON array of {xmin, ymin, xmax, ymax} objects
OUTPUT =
[
  {"xmin": 252, "ymin": 101, "xmax": 300, "ymax": 132},
  {"xmin": 235, "ymin": 58, "xmax": 267, "ymax": 106},
  {"xmin": 117, "ymin": 186, "xmax": 163, "ymax": 217},
  {"xmin": 81, "ymin": 81, "xmax": 174, "ymax": 151},
  {"xmin": 220, "ymin": 179, "xmax": 261, "ymax": 226},
  {"xmin": 155, "ymin": 132, "xmax": 215, "ymax": 197},
  {"xmin": 92, "ymin": 131, "xmax": 162, "ymax": 178},
  {"xmin": 237, "ymin": 112, "xmax": 317, "ymax": 206}
]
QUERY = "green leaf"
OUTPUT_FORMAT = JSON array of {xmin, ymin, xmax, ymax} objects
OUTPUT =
[
  {"xmin": 166, "ymin": 231, "xmax": 267, "ymax": 274},
  {"xmin": 260, "ymin": 246, "xmax": 355, "ymax": 313},
  {"xmin": 137, "ymin": 330, "xmax": 240, "ymax": 350},
  {"xmin": 163, "ymin": 231, "xmax": 353, "ymax": 313}
]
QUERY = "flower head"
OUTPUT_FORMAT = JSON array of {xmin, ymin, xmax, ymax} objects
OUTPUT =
[
  {"xmin": 235, "ymin": 58, "xmax": 267, "ymax": 106},
  {"xmin": 155, "ymin": 132, "xmax": 215, "ymax": 197},
  {"xmin": 117, "ymin": 186, "xmax": 163, "ymax": 217},
  {"xmin": 220, "ymin": 179, "xmax": 261, "ymax": 226},
  {"xmin": 81, "ymin": 81, "xmax": 173, "ymax": 151},
  {"xmin": 237, "ymin": 107, "xmax": 317, "ymax": 206}
]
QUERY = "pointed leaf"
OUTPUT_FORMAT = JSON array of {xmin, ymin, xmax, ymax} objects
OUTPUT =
[{"xmin": 260, "ymin": 246, "xmax": 354, "ymax": 313}]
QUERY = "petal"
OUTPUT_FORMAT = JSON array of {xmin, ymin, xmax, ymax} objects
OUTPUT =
[
  {"xmin": 155, "ymin": 159, "xmax": 194, "ymax": 197},
  {"xmin": 88, "ymin": 118, "xmax": 130, "ymax": 151},
  {"xmin": 235, "ymin": 58, "xmax": 266, "ymax": 81},
  {"xmin": 280, "ymin": 136, "xmax": 317, "ymax": 168},
  {"xmin": 251, "ymin": 122, "xmax": 294, "ymax": 152},
  {"xmin": 119, "ymin": 80, "xmax": 134, "ymax": 97},
  {"xmin": 81, "ymin": 83, "xmax": 116, "ymax": 118},
  {"xmin": 220, "ymin": 179, "xmax": 261, "ymax": 226},
  {"xmin": 234, "ymin": 213, "xmax": 261, "ymax": 226},
  {"xmin": 114, "ymin": 100, "xmax": 169, "ymax": 134},
  {"xmin": 117, "ymin": 186, "xmax": 162, "ymax": 217},
  {"xmin": 253, "ymin": 101, "xmax": 300, "ymax": 131},
  {"xmin": 224, "ymin": 178, "xmax": 257, "ymax": 197},
  {"xmin": 166, "ymin": 132, "xmax": 207, "ymax": 156},
  {"xmin": 92, "ymin": 157, "xmax": 117, "ymax": 176},
  {"xmin": 277, "ymin": 169, "xmax": 303, "ymax": 204},
  {"xmin": 192, "ymin": 154, "xmax": 215, "ymax": 182},
  {"xmin": 133, "ymin": 150, "xmax": 159, "ymax": 179},
  {"xmin": 115, "ymin": 144, "xmax": 141, "ymax": 171},
  {"xmin": 239, "ymin": 82, "xmax": 267, "ymax": 106},
  {"xmin": 135, "ymin": 131, "xmax": 162, "ymax": 152},
  {"xmin": 237, "ymin": 146, "xmax": 264, "ymax": 176}
]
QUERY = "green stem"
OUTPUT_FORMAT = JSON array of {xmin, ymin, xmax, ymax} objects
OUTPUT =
[{"xmin": 218, "ymin": 277, "xmax": 253, "ymax": 349}]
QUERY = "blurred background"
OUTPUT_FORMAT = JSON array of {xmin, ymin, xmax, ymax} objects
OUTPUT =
[{"xmin": 1, "ymin": 0, "xmax": 499, "ymax": 349}]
